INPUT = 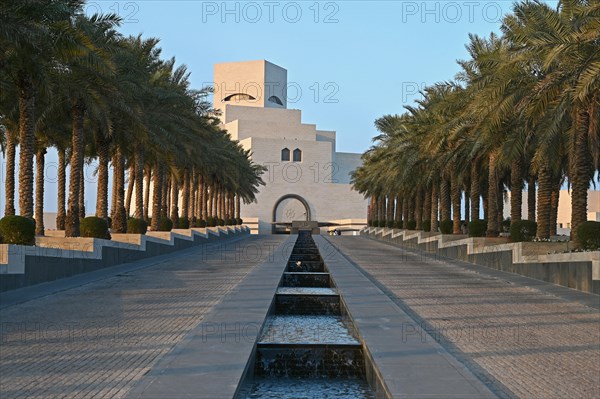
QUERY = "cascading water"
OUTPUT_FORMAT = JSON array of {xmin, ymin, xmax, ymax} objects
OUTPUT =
[{"xmin": 236, "ymin": 231, "xmax": 378, "ymax": 398}]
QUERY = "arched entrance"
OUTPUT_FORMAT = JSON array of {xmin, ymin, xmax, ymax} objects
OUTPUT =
[{"xmin": 272, "ymin": 194, "xmax": 311, "ymax": 234}]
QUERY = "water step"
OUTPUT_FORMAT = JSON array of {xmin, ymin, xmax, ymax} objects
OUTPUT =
[
  {"xmin": 287, "ymin": 261, "xmax": 325, "ymax": 272},
  {"xmin": 275, "ymin": 294, "xmax": 340, "ymax": 315},
  {"xmin": 276, "ymin": 287, "xmax": 337, "ymax": 295},
  {"xmin": 240, "ymin": 377, "xmax": 375, "ymax": 399},
  {"xmin": 282, "ymin": 272, "xmax": 331, "ymax": 288},
  {"xmin": 258, "ymin": 315, "xmax": 358, "ymax": 344},
  {"xmin": 254, "ymin": 344, "xmax": 366, "ymax": 378}
]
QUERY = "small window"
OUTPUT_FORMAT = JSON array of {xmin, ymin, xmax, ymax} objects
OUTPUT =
[
  {"xmin": 268, "ymin": 95, "xmax": 284, "ymax": 105},
  {"xmin": 293, "ymin": 148, "xmax": 302, "ymax": 162},
  {"xmin": 281, "ymin": 148, "xmax": 290, "ymax": 161}
]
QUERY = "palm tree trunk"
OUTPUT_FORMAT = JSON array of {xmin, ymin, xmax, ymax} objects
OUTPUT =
[
  {"xmin": 571, "ymin": 108, "xmax": 592, "ymax": 245},
  {"xmin": 415, "ymin": 190, "xmax": 423, "ymax": 230},
  {"xmin": 111, "ymin": 164, "xmax": 117, "ymax": 220},
  {"xmin": 451, "ymin": 172, "xmax": 461, "ymax": 234},
  {"xmin": 423, "ymin": 189, "xmax": 431, "ymax": 230},
  {"xmin": 34, "ymin": 146, "xmax": 46, "ymax": 236},
  {"xmin": 198, "ymin": 174, "xmax": 205, "ymax": 220},
  {"xmin": 549, "ymin": 177, "xmax": 561, "ymax": 237},
  {"xmin": 4, "ymin": 129, "xmax": 16, "ymax": 216},
  {"xmin": 66, "ymin": 99, "xmax": 85, "ymax": 237},
  {"xmin": 236, "ymin": 195, "xmax": 241, "ymax": 220},
  {"xmin": 112, "ymin": 149, "xmax": 127, "ymax": 233},
  {"xmin": 497, "ymin": 179, "xmax": 504, "ymax": 229},
  {"xmin": 402, "ymin": 197, "xmax": 409, "ymax": 228},
  {"xmin": 79, "ymin": 173, "xmax": 85, "ymax": 219},
  {"xmin": 378, "ymin": 196, "xmax": 385, "ymax": 222},
  {"xmin": 369, "ymin": 196, "xmax": 376, "ymax": 222},
  {"xmin": 181, "ymin": 169, "xmax": 190, "ymax": 220},
  {"xmin": 18, "ymin": 76, "xmax": 36, "ymax": 218},
  {"xmin": 208, "ymin": 185, "xmax": 214, "ymax": 218},
  {"xmin": 143, "ymin": 165, "xmax": 151, "ymax": 221},
  {"xmin": 486, "ymin": 152, "xmax": 499, "ymax": 237},
  {"xmin": 510, "ymin": 158, "xmax": 523, "ymax": 223},
  {"xmin": 151, "ymin": 162, "xmax": 163, "ymax": 230},
  {"xmin": 440, "ymin": 178, "xmax": 451, "ymax": 223},
  {"xmin": 527, "ymin": 175, "xmax": 536, "ymax": 221},
  {"xmin": 536, "ymin": 164, "xmax": 552, "ymax": 239},
  {"xmin": 171, "ymin": 176, "xmax": 179, "ymax": 227},
  {"xmin": 431, "ymin": 183, "xmax": 439, "ymax": 233},
  {"xmin": 161, "ymin": 174, "xmax": 169, "ymax": 219},
  {"xmin": 125, "ymin": 164, "xmax": 135, "ymax": 217},
  {"xmin": 189, "ymin": 172, "xmax": 196, "ymax": 222},
  {"xmin": 134, "ymin": 148, "xmax": 144, "ymax": 219},
  {"xmin": 56, "ymin": 148, "xmax": 66, "ymax": 230},
  {"xmin": 95, "ymin": 134, "xmax": 109, "ymax": 219},
  {"xmin": 470, "ymin": 162, "xmax": 480, "ymax": 220},
  {"xmin": 202, "ymin": 177, "xmax": 208, "ymax": 221}
]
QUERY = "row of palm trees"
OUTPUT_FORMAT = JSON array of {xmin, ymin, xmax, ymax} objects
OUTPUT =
[
  {"xmin": 352, "ymin": 0, "xmax": 599, "ymax": 245},
  {"xmin": 0, "ymin": 1, "xmax": 265, "ymax": 237}
]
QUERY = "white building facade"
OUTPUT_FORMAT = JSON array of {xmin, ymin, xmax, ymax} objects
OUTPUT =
[{"xmin": 213, "ymin": 60, "xmax": 367, "ymax": 234}]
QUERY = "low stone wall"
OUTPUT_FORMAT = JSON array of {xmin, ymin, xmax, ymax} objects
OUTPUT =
[
  {"xmin": 362, "ymin": 227, "xmax": 600, "ymax": 295},
  {"xmin": 0, "ymin": 226, "xmax": 250, "ymax": 293}
]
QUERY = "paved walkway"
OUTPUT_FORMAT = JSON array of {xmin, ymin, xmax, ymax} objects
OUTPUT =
[
  {"xmin": 327, "ymin": 236, "xmax": 600, "ymax": 399},
  {"xmin": 0, "ymin": 235, "xmax": 286, "ymax": 399}
]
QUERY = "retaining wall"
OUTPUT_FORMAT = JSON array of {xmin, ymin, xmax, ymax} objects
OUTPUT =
[
  {"xmin": 0, "ymin": 226, "xmax": 249, "ymax": 293},
  {"xmin": 362, "ymin": 227, "xmax": 600, "ymax": 295}
]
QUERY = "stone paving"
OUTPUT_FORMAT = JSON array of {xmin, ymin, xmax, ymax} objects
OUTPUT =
[
  {"xmin": 0, "ymin": 235, "xmax": 286, "ymax": 399},
  {"xmin": 328, "ymin": 236, "xmax": 600, "ymax": 399}
]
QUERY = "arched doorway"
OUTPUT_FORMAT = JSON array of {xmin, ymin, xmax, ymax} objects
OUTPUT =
[{"xmin": 272, "ymin": 194, "xmax": 311, "ymax": 234}]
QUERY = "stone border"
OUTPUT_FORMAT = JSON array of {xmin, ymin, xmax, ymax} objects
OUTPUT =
[
  {"xmin": 0, "ymin": 227, "xmax": 250, "ymax": 292},
  {"xmin": 363, "ymin": 227, "xmax": 600, "ymax": 294}
]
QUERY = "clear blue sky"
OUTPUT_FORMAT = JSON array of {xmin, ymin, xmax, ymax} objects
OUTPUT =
[{"xmin": 1, "ymin": 0, "xmax": 561, "ymax": 214}]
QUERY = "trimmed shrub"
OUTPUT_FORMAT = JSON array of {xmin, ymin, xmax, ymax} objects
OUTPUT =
[
  {"xmin": 206, "ymin": 217, "xmax": 216, "ymax": 227},
  {"xmin": 158, "ymin": 218, "xmax": 173, "ymax": 232},
  {"xmin": 440, "ymin": 220, "xmax": 453, "ymax": 234},
  {"xmin": 198, "ymin": 219, "xmax": 207, "ymax": 228},
  {"xmin": 127, "ymin": 218, "xmax": 147, "ymax": 235},
  {"xmin": 386, "ymin": 220, "xmax": 394, "ymax": 228},
  {"xmin": 0, "ymin": 216, "xmax": 36, "ymax": 245},
  {"xmin": 469, "ymin": 219, "xmax": 487, "ymax": 237},
  {"xmin": 217, "ymin": 218, "xmax": 225, "ymax": 226},
  {"xmin": 237, "ymin": 218, "xmax": 243, "ymax": 225},
  {"xmin": 393, "ymin": 221, "xmax": 402, "ymax": 229},
  {"xmin": 510, "ymin": 220, "xmax": 537, "ymax": 242},
  {"xmin": 406, "ymin": 220, "xmax": 417, "ymax": 230},
  {"xmin": 80, "ymin": 217, "xmax": 111, "ymax": 240},
  {"xmin": 422, "ymin": 220, "xmax": 431, "ymax": 232},
  {"xmin": 179, "ymin": 217, "xmax": 190, "ymax": 229},
  {"xmin": 577, "ymin": 221, "xmax": 600, "ymax": 250}
]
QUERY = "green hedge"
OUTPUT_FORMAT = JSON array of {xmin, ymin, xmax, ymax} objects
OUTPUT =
[
  {"xmin": 217, "ymin": 218, "xmax": 225, "ymax": 226},
  {"xmin": 157, "ymin": 218, "xmax": 173, "ymax": 232},
  {"xmin": 0, "ymin": 216, "xmax": 36, "ymax": 245},
  {"xmin": 510, "ymin": 220, "xmax": 537, "ymax": 242},
  {"xmin": 127, "ymin": 218, "xmax": 147, "ymax": 234},
  {"xmin": 197, "ymin": 219, "xmax": 207, "ymax": 228},
  {"xmin": 501, "ymin": 219, "xmax": 511, "ymax": 233},
  {"xmin": 440, "ymin": 220, "xmax": 453, "ymax": 234},
  {"xmin": 237, "ymin": 218, "xmax": 243, "ymax": 225},
  {"xmin": 80, "ymin": 217, "xmax": 111, "ymax": 239},
  {"xmin": 469, "ymin": 219, "xmax": 487, "ymax": 237},
  {"xmin": 577, "ymin": 221, "xmax": 600, "ymax": 250},
  {"xmin": 422, "ymin": 220, "xmax": 431, "ymax": 232},
  {"xmin": 406, "ymin": 220, "xmax": 417, "ymax": 230},
  {"xmin": 372, "ymin": 220, "xmax": 379, "ymax": 227},
  {"xmin": 386, "ymin": 220, "xmax": 394, "ymax": 228},
  {"xmin": 179, "ymin": 217, "xmax": 190, "ymax": 229}
]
